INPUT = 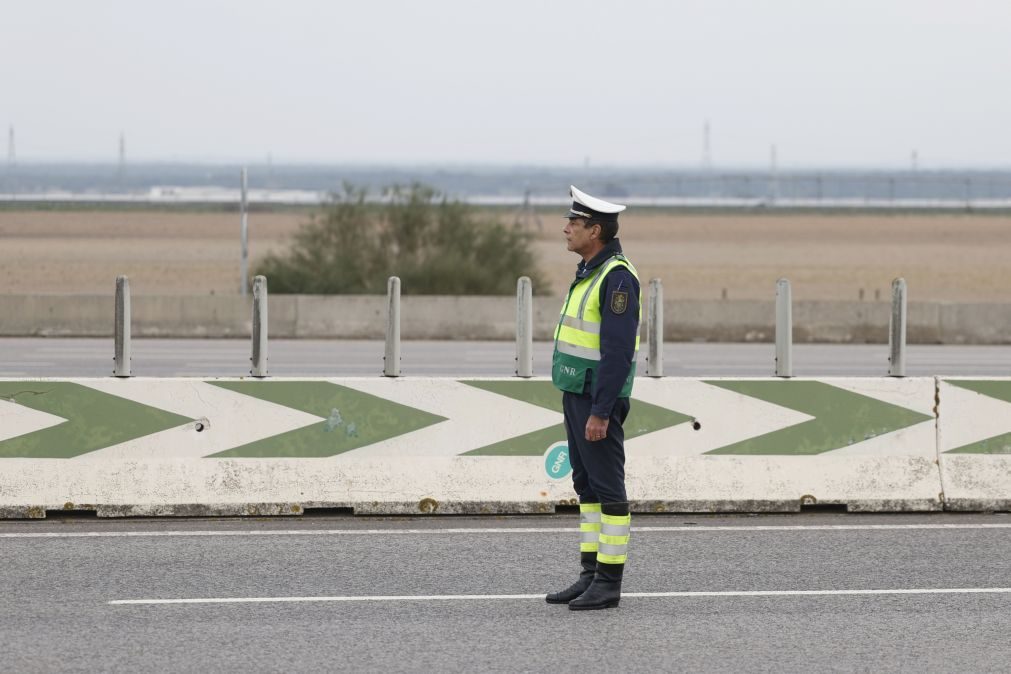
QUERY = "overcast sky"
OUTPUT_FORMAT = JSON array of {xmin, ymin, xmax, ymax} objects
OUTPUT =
[{"xmin": 3, "ymin": 0, "xmax": 1009, "ymax": 167}]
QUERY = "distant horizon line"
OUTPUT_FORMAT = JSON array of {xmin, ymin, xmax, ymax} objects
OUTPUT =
[{"xmin": 5, "ymin": 159, "xmax": 1011, "ymax": 173}]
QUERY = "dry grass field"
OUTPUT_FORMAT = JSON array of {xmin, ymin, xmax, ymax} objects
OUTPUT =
[{"xmin": 1, "ymin": 208, "xmax": 1009, "ymax": 302}]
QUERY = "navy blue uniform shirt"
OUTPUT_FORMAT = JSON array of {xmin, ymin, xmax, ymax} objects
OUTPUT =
[{"xmin": 570, "ymin": 238, "xmax": 640, "ymax": 418}]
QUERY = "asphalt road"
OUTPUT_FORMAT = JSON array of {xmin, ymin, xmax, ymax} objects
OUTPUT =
[
  {"xmin": 4, "ymin": 338, "xmax": 1011, "ymax": 377},
  {"xmin": 2, "ymin": 513, "xmax": 1010, "ymax": 672}
]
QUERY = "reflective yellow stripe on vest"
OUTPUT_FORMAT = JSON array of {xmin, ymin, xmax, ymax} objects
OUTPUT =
[
  {"xmin": 551, "ymin": 254, "xmax": 641, "ymax": 396},
  {"xmin": 553, "ymin": 256, "xmax": 641, "ymax": 362}
]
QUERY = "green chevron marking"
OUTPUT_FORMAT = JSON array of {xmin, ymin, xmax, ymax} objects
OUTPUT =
[
  {"xmin": 460, "ymin": 380, "xmax": 693, "ymax": 456},
  {"xmin": 207, "ymin": 381, "xmax": 446, "ymax": 458},
  {"xmin": 946, "ymin": 380, "xmax": 1011, "ymax": 403},
  {"xmin": 467, "ymin": 424, "xmax": 570, "ymax": 457},
  {"xmin": 703, "ymin": 380, "xmax": 933, "ymax": 455},
  {"xmin": 946, "ymin": 431, "xmax": 1011, "ymax": 455},
  {"xmin": 0, "ymin": 382, "xmax": 192, "ymax": 458},
  {"xmin": 944, "ymin": 380, "xmax": 1011, "ymax": 454},
  {"xmin": 463, "ymin": 380, "xmax": 564, "ymax": 413}
]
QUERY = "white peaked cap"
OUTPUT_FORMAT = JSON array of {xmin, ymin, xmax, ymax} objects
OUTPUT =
[{"xmin": 569, "ymin": 185, "xmax": 626, "ymax": 216}]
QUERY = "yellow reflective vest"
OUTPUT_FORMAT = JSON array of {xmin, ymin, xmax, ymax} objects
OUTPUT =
[{"xmin": 552, "ymin": 254, "xmax": 641, "ymax": 397}]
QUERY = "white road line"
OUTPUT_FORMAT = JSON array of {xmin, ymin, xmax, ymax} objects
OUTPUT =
[
  {"xmin": 109, "ymin": 587, "xmax": 1011, "ymax": 606},
  {"xmin": 4, "ymin": 523, "xmax": 1011, "ymax": 539}
]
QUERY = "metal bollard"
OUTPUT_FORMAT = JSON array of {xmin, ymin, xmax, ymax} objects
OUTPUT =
[
  {"xmin": 775, "ymin": 278, "xmax": 792, "ymax": 377},
  {"xmin": 888, "ymin": 277, "xmax": 907, "ymax": 377},
  {"xmin": 515, "ymin": 277, "xmax": 533, "ymax": 377},
  {"xmin": 251, "ymin": 275, "xmax": 268, "ymax": 377},
  {"xmin": 645, "ymin": 278, "xmax": 664, "ymax": 377},
  {"xmin": 113, "ymin": 275, "xmax": 131, "ymax": 377},
  {"xmin": 384, "ymin": 276, "xmax": 401, "ymax": 377}
]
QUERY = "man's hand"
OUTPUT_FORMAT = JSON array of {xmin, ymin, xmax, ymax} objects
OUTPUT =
[{"xmin": 585, "ymin": 415, "xmax": 609, "ymax": 442}]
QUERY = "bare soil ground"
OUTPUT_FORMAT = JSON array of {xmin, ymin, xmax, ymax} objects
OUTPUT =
[{"xmin": 1, "ymin": 208, "xmax": 1008, "ymax": 301}]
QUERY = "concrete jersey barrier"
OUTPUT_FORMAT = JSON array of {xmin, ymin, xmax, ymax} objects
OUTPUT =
[
  {"xmin": 5, "ymin": 375, "xmax": 1002, "ymax": 518},
  {"xmin": 936, "ymin": 378, "xmax": 1011, "ymax": 511}
]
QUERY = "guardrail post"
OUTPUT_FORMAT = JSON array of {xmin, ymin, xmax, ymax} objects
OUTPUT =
[
  {"xmin": 888, "ymin": 277, "xmax": 907, "ymax": 377},
  {"xmin": 113, "ymin": 275, "xmax": 131, "ymax": 377},
  {"xmin": 384, "ymin": 276, "xmax": 401, "ymax": 377},
  {"xmin": 645, "ymin": 278, "xmax": 664, "ymax": 377},
  {"xmin": 251, "ymin": 275, "xmax": 268, "ymax": 377},
  {"xmin": 515, "ymin": 276, "xmax": 533, "ymax": 377},
  {"xmin": 775, "ymin": 277, "xmax": 792, "ymax": 377}
]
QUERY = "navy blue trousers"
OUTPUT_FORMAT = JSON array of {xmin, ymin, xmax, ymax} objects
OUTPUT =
[{"xmin": 562, "ymin": 392, "xmax": 630, "ymax": 504}]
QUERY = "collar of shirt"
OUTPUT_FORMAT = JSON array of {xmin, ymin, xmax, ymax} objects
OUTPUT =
[{"xmin": 575, "ymin": 238, "xmax": 624, "ymax": 279}]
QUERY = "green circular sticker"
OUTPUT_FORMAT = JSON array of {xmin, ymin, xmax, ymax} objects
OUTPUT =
[{"xmin": 544, "ymin": 442, "xmax": 571, "ymax": 480}]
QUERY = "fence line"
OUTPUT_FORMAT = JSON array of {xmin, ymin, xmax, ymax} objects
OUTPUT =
[{"xmin": 86, "ymin": 274, "xmax": 934, "ymax": 377}]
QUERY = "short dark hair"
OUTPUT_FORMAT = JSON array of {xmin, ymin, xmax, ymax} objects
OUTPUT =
[{"xmin": 587, "ymin": 218, "xmax": 619, "ymax": 243}]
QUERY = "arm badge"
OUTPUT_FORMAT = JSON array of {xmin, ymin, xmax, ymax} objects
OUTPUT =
[{"xmin": 610, "ymin": 290, "xmax": 629, "ymax": 315}]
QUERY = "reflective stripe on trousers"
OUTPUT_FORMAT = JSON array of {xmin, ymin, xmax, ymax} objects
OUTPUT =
[
  {"xmin": 579, "ymin": 502, "xmax": 601, "ymax": 553},
  {"xmin": 596, "ymin": 513, "xmax": 631, "ymax": 564}
]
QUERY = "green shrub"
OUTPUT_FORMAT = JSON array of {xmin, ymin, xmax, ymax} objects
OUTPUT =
[{"xmin": 256, "ymin": 183, "xmax": 548, "ymax": 295}]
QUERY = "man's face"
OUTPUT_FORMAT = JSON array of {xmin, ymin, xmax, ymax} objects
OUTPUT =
[{"xmin": 563, "ymin": 217, "xmax": 599, "ymax": 254}]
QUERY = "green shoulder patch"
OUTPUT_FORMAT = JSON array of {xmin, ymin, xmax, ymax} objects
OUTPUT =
[{"xmin": 610, "ymin": 290, "xmax": 629, "ymax": 315}]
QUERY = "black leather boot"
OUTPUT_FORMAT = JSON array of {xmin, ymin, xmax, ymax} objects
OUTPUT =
[
  {"xmin": 568, "ymin": 561, "xmax": 623, "ymax": 610},
  {"xmin": 545, "ymin": 552, "xmax": 597, "ymax": 604}
]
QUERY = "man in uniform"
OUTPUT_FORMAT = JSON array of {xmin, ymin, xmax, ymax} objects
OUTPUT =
[{"xmin": 545, "ymin": 185, "xmax": 641, "ymax": 611}]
